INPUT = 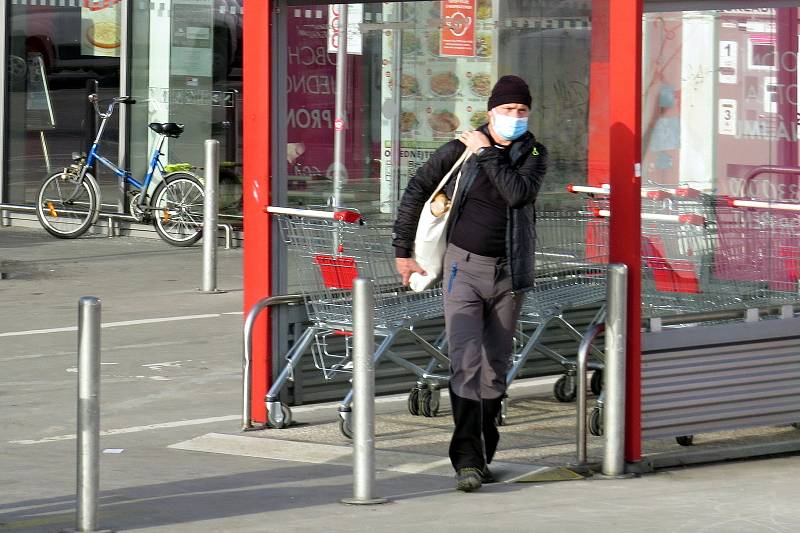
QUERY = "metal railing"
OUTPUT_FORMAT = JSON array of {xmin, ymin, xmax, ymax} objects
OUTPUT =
[
  {"xmin": 646, "ymin": 303, "xmax": 798, "ymax": 331},
  {"xmin": 0, "ymin": 202, "xmax": 236, "ymax": 248},
  {"xmin": 577, "ymin": 321, "xmax": 605, "ymax": 466},
  {"xmin": 242, "ymin": 293, "xmax": 304, "ymax": 430}
]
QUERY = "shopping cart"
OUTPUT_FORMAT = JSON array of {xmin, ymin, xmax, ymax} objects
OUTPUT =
[
  {"xmin": 570, "ymin": 184, "xmax": 747, "ymax": 316},
  {"xmin": 506, "ymin": 210, "xmax": 609, "ymax": 410},
  {"xmin": 263, "ymin": 206, "xmax": 450, "ymax": 437},
  {"xmin": 713, "ymin": 198, "xmax": 800, "ymax": 306}
]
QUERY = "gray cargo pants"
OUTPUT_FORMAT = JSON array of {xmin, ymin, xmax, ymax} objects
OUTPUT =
[
  {"xmin": 443, "ymin": 244, "xmax": 524, "ymax": 401},
  {"xmin": 443, "ymin": 244, "xmax": 524, "ymax": 470}
]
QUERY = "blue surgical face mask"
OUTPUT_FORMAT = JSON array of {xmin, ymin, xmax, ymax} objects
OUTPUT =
[{"xmin": 491, "ymin": 111, "xmax": 528, "ymax": 141}]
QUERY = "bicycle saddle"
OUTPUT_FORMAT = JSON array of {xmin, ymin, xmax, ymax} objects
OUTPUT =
[{"xmin": 148, "ymin": 122, "xmax": 185, "ymax": 138}]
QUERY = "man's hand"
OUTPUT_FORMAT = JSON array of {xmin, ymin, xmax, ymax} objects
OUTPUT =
[
  {"xmin": 459, "ymin": 130, "xmax": 491, "ymax": 154},
  {"xmin": 395, "ymin": 257, "xmax": 426, "ymax": 286}
]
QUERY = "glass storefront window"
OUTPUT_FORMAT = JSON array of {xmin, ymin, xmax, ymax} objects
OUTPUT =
[
  {"xmin": 281, "ymin": 1, "xmax": 592, "ymax": 216},
  {"xmin": 641, "ymin": 6, "xmax": 800, "ymax": 318},
  {"xmin": 129, "ymin": 0, "xmax": 244, "ymax": 217},
  {"xmin": 5, "ymin": 0, "xmax": 121, "ymax": 206}
]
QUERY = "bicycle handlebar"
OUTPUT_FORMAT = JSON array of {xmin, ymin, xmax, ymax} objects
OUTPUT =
[{"xmin": 88, "ymin": 94, "xmax": 136, "ymax": 119}]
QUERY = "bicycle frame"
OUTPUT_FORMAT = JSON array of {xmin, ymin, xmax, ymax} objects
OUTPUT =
[
  {"xmin": 75, "ymin": 97, "xmax": 166, "ymax": 208},
  {"xmin": 85, "ymin": 135, "xmax": 166, "ymax": 197}
]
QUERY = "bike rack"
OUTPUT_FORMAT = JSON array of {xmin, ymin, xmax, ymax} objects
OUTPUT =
[
  {"xmin": 576, "ymin": 322, "xmax": 605, "ymax": 465},
  {"xmin": 242, "ymin": 293, "xmax": 305, "ymax": 430},
  {"xmin": 1, "ymin": 202, "xmax": 237, "ymax": 249}
]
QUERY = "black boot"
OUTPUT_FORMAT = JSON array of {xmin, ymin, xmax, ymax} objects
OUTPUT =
[
  {"xmin": 481, "ymin": 395, "xmax": 503, "ymax": 466},
  {"xmin": 448, "ymin": 386, "xmax": 484, "ymax": 473}
]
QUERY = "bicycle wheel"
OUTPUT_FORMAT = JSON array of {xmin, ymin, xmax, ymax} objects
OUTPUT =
[
  {"xmin": 152, "ymin": 171, "xmax": 205, "ymax": 246},
  {"xmin": 35, "ymin": 170, "xmax": 99, "ymax": 239}
]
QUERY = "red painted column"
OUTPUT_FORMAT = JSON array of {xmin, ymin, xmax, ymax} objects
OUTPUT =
[
  {"xmin": 243, "ymin": 0, "xmax": 272, "ymax": 423},
  {"xmin": 608, "ymin": 0, "xmax": 643, "ymax": 462},
  {"xmin": 587, "ymin": 0, "xmax": 609, "ymax": 187}
]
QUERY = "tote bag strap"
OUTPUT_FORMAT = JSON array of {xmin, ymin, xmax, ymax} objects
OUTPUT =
[{"xmin": 429, "ymin": 147, "xmax": 471, "ymax": 200}]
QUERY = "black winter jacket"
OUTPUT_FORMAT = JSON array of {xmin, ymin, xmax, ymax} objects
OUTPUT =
[{"xmin": 392, "ymin": 129, "xmax": 548, "ymax": 292}]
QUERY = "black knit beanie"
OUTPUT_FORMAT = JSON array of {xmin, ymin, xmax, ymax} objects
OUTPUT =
[{"xmin": 487, "ymin": 75, "xmax": 532, "ymax": 111}]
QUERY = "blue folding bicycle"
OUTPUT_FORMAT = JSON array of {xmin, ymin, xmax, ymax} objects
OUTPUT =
[{"xmin": 35, "ymin": 93, "xmax": 205, "ymax": 246}]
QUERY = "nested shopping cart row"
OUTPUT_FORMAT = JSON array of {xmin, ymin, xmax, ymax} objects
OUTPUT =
[
  {"xmin": 571, "ymin": 183, "xmax": 800, "ymax": 318},
  {"xmin": 260, "ymin": 206, "xmax": 612, "ymax": 434},
  {"xmin": 264, "ymin": 206, "xmax": 449, "ymax": 437}
]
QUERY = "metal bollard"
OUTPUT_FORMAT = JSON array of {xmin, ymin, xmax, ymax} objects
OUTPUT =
[
  {"xmin": 602, "ymin": 264, "xmax": 628, "ymax": 477},
  {"xmin": 332, "ymin": 3, "xmax": 348, "ymax": 208},
  {"xmin": 342, "ymin": 278, "xmax": 388, "ymax": 505},
  {"xmin": 201, "ymin": 139, "xmax": 220, "ymax": 293},
  {"xmin": 64, "ymin": 297, "xmax": 113, "ymax": 533}
]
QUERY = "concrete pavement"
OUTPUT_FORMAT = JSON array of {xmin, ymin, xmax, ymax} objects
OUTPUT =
[{"xmin": 1, "ymin": 226, "xmax": 799, "ymax": 533}]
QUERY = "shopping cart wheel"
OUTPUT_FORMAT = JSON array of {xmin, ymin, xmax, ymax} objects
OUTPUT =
[
  {"xmin": 589, "ymin": 407, "xmax": 603, "ymax": 436},
  {"xmin": 676, "ymin": 435, "xmax": 694, "ymax": 446},
  {"xmin": 408, "ymin": 387, "xmax": 421, "ymax": 416},
  {"xmin": 554, "ymin": 375, "xmax": 577, "ymax": 403},
  {"xmin": 339, "ymin": 417, "xmax": 353, "ymax": 439},
  {"xmin": 420, "ymin": 388, "xmax": 440, "ymax": 417},
  {"xmin": 590, "ymin": 370, "xmax": 603, "ymax": 396},
  {"xmin": 267, "ymin": 403, "xmax": 292, "ymax": 429}
]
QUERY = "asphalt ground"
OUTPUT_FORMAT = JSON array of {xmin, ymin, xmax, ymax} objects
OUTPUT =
[{"xmin": 2, "ymin": 226, "xmax": 800, "ymax": 533}]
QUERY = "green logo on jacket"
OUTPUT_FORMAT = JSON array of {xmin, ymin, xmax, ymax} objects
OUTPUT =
[{"xmin": 531, "ymin": 147, "xmax": 540, "ymax": 156}]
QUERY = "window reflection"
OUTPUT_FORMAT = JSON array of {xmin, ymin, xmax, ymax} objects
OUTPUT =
[
  {"xmin": 641, "ymin": 7, "xmax": 800, "ymax": 317},
  {"xmin": 283, "ymin": 1, "xmax": 591, "ymax": 214},
  {"xmin": 6, "ymin": 1, "xmax": 120, "ymax": 205}
]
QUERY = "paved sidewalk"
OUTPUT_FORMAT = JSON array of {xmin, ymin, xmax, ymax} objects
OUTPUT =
[{"xmin": 1, "ymin": 226, "xmax": 799, "ymax": 533}]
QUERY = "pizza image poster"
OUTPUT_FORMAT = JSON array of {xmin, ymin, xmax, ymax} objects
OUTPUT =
[{"xmin": 81, "ymin": 0, "xmax": 122, "ymax": 57}]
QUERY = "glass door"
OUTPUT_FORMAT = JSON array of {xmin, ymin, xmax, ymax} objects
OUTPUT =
[{"xmin": 129, "ymin": 0, "xmax": 244, "ymax": 217}]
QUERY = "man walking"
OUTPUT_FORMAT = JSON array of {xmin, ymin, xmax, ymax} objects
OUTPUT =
[{"xmin": 393, "ymin": 75, "xmax": 548, "ymax": 491}]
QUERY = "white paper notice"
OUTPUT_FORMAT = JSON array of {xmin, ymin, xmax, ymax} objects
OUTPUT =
[
  {"xmin": 719, "ymin": 41, "xmax": 737, "ymax": 84},
  {"xmin": 328, "ymin": 4, "xmax": 363, "ymax": 55},
  {"xmin": 719, "ymin": 99, "xmax": 737, "ymax": 136}
]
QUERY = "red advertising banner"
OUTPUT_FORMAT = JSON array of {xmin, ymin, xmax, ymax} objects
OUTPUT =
[
  {"xmin": 441, "ymin": 0, "xmax": 476, "ymax": 57},
  {"xmin": 286, "ymin": 7, "xmax": 365, "ymax": 179}
]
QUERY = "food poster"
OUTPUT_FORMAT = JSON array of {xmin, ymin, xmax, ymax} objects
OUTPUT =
[
  {"xmin": 379, "ymin": 0, "xmax": 497, "ymax": 212},
  {"xmin": 81, "ymin": 0, "xmax": 122, "ymax": 57},
  {"xmin": 286, "ymin": 6, "xmax": 365, "ymax": 181}
]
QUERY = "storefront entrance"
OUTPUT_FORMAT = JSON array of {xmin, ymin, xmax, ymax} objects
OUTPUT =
[{"xmin": 244, "ymin": 1, "xmax": 800, "ymax": 464}]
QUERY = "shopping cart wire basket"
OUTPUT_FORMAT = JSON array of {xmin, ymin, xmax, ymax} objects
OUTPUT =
[{"xmin": 261, "ymin": 206, "xmax": 450, "ymax": 437}]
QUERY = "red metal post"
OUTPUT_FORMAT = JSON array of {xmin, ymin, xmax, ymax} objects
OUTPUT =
[
  {"xmin": 587, "ymin": 0, "xmax": 609, "ymax": 187},
  {"xmin": 243, "ymin": 0, "xmax": 272, "ymax": 423},
  {"xmin": 608, "ymin": 0, "xmax": 643, "ymax": 462}
]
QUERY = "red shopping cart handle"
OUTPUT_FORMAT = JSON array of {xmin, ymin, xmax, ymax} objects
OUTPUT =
[{"xmin": 265, "ymin": 205, "xmax": 363, "ymax": 223}]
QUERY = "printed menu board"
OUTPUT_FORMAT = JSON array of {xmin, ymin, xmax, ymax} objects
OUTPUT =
[{"xmin": 380, "ymin": 0, "xmax": 497, "ymax": 212}]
